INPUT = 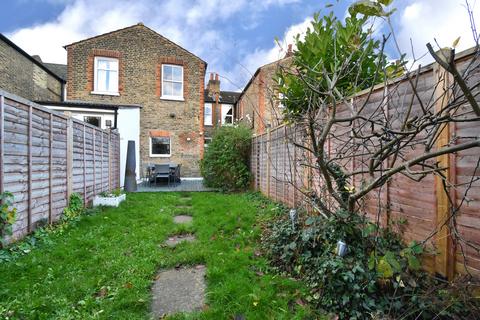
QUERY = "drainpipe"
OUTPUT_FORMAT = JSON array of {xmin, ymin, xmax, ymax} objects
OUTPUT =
[{"xmin": 114, "ymin": 108, "xmax": 118, "ymax": 129}]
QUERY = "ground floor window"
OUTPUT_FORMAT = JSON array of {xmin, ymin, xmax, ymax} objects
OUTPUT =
[
  {"xmin": 84, "ymin": 116, "xmax": 101, "ymax": 127},
  {"xmin": 150, "ymin": 137, "xmax": 171, "ymax": 157}
]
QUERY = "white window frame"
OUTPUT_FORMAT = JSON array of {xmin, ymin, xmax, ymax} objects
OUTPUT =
[
  {"xmin": 221, "ymin": 104, "xmax": 234, "ymax": 125},
  {"xmin": 149, "ymin": 136, "xmax": 171, "ymax": 158},
  {"xmin": 204, "ymin": 103, "xmax": 213, "ymax": 126},
  {"xmin": 161, "ymin": 64, "xmax": 184, "ymax": 101},
  {"xmin": 92, "ymin": 56, "xmax": 119, "ymax": 96}
]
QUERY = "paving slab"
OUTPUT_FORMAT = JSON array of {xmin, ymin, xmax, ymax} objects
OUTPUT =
[
  {"xmin": 164, "ymin": 234, "xmax": 196, "ymax": 247},
  {"xmin": 151, "ymin": 265, "xmax": 206, "ymax": 317},
  {"xmin": 173, "ymin": 215, "xmax": 193, "ymax": 224}
]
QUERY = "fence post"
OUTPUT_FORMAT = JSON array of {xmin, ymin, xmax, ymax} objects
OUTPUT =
[
  {"xmin": 266, "ymin": 129, "xmax": 271, "ymax": 197},
  {"xmin": 66, "ymin": 115, "xmax": 73, "ymax": 201},
  {"xmin": 27, "ymin": 105, "xmax": 32, "ymax": 233},
  {"xmin": 48, "ymin": 114, "xmax": 53, "ymax": 224},
  {"xmin": 93, "ymin": 128, "xmax": 96, "ymax": 197},
  {"xmin": 108, "ymin": 130, "xmax": 112, "ymax": 191},
  {"xmin": 0, "ymin": 95, "xmax": 4, "ymax": 195},
  {"xmin": 433, "ymin": 62, "xmax": 456, "ymax": 280},
  {"xmin": 83, "ymin": 124, "xmax": 87, "ymax": 205}
]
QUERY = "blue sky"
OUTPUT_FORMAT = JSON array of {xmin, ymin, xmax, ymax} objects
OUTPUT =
[{"xmin": 1, "ymin": 0, "xmax": 478, "ymax": 90}]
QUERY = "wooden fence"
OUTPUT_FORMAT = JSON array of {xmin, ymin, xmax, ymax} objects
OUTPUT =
[
  {"xmin": 0, "ymin": 89, "xmax": 120, "ymax": 241},
  {"xmin": 251, "ymin": 57, "xmax": 480, "ymax": 279}
]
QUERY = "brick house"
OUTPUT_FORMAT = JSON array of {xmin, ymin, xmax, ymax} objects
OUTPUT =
[
  {"xmin": 64, "ymin": 23, "xmax": 207, "ymax": 177},
  {"xmin": 0, "ymin": 33, "xmax": 65, "ymax": 102},
  {"xmin": 203, "ymin": 73, "xmax": 240, "ymax": 146},
  {"xmin": 235, "ymin": 50, "xmax": 293, "ymax": 135}
]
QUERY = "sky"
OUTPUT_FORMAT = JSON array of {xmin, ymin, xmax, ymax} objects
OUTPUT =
[{"xmin": 1, "ymin": 0, "xmax": 479, "ymax": 91}]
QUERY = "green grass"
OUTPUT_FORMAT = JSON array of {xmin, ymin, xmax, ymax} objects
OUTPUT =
[{"xmin": 0, "ymin": 192, "xmax": 318, "ymax": 319}]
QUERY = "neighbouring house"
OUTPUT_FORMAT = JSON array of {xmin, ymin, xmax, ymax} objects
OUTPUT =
[
  {"xmin": 0, "ymin": 33, "xmax": 141, "ymax": 186},
  {"xmin": 63, "ymin": 23, "xmax": 207, "ymax": 178},
  {"xmin": 203, "ymin": 73, "xmax": 240, "ymax": 147},
  {"xmin": 0, "ymin": 33, "xmax": 65, "ymax": 102},
  {"xmin": 235, "ymin": 46, "xmax": 293, "ymax": 135}
]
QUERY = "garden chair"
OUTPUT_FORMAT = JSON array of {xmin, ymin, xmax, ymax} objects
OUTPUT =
[{"xmin": 154, "ymin": 164, "xmax": 172, "ymax": 187}]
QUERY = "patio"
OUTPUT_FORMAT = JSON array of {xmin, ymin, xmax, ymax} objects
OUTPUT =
[{"xmin": 136, "ymin": 178, "xmax": 213, "ymax": 192}]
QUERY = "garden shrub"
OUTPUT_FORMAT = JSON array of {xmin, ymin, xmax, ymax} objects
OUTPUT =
[
  {"xmin": 200, "ymin": 125, "xmax": 251, "ymax": 192},
  {"xmin": 0, "ymin": 192, "xmax": 17, "ymax": 249},
  {"xmin": 263, "ymin": 209, "xmax": 480, "ymax": 319}
]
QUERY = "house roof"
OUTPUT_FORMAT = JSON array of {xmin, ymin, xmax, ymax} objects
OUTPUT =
[
  {"xmin": 42, "ymin": 63, "xmax": 68, "ymax": 81},
  {"xmin": 204, "ymin": 90, "xmax": 240, "ymax": 104},
  {"xmin": 236, "ymin": 55, "xmax": 293, "ymax": 105},
  {"xmin": 64, "ymin": 23, "xmax": 207, "ymax": 67},
  {"xmin": 0, "ymin": 33, "xmax": 66, "ymax": 83},
  {"xmin": 36, "ymin": 100, "xmax": 142, "ymax": 110}
]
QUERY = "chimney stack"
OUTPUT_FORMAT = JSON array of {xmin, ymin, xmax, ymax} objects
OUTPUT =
[
  {"xmin": 285, "ymin": 44, "xmax": 293, "ymax": 58},
  {"xmin": 207, "ymin": 73, "xmax": 220, "ymax": 99}
]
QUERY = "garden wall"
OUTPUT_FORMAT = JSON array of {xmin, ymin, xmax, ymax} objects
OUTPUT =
[
  {"xmin": 0, "ymin": 89, "xmax": 121, "ymax": 241},
  {"xmin": 251, "ymin": 53, "xmax": 480, "ymax": 280}
]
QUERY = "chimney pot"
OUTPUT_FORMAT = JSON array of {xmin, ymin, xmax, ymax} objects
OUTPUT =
[
  {"xmin": 210, "ymin": 73, "xmax": 214, "ymax": 80},
  {"xmin": 215, "ymin": 73, "xmax": 219, "ymax": 81}
]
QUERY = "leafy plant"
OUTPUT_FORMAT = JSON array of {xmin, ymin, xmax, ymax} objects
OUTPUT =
[
  {"xmin": 63, "ymin": 193, "xmax": 84, "ymax": 220},
  {"xmin": 200, "ymin": 125, "xmax": 252, "ymax": 192},
  {"xmin": 263, "ymin": 207, "xmax": 479, "ymax": 319},
  {"xmin": 0, "ymin": 192, "xmax": 17, "ymax": 248}
]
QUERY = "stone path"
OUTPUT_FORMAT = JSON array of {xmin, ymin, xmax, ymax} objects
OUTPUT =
[
  {"xmin": 164, "ymin": 234, "xmax": 196, "ymax": 247},
  {"xmin": 151, "ymin": 265, "xmax": 206, "ymax": 317},
  {"xmin": 151, "ymin": 195, "xmax": 206, "ymax": 318},
  {"xmin": 173, "ymin": 215, "xmax": 193, "ymax": 224}
]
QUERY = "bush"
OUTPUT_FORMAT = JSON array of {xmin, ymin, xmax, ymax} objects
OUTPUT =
[
  {"xmin": 263, "ymin": 210, "xmax": 479, "ymax": 319},
  {"xmin": 63, "ymin": 193, "xmax": 84, "ymax": 220},
  {"xmin": 200, "ymin": 125, "xmax": 252, "ymax": 192},
  {"xmin": 0, "ymin": 192, "xmax": 17, "ymax": 248}
]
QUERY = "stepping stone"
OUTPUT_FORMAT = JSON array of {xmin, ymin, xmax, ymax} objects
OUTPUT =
[
  {"xmin": 173, "ymin": 215, "xmax": 193, "ymax": 224},
  {"xmin": 176, "ymin": 204, "xmax": 192, "ymax": 208},
  {"xmin": 164, "ymin": 234, "xmax": 196, "ymax": 247},
  {"xmin": 151, "ymin": 265, "xmax": 206, "ymax": 317}
]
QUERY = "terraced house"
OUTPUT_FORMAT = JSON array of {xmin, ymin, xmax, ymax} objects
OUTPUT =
[{"xmin": 64, "ymin": 23, "xmax": 207, "ymax": 177}]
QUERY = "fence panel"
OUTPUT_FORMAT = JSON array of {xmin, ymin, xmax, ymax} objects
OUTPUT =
[
  {"xmin": 250, "ymin": 58, "xmax": 480, "ymax": 279},
  {"xmin": 0, "ymin": 89, "xmax": 121, "ymax": 242}
]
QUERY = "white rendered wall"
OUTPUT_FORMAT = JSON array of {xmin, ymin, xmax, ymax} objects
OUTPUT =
[{"xmin": 116, "ymin": 108, "xmax": 141, "ymax": 186}]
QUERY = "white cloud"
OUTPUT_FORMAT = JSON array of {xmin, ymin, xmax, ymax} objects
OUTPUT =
[
  {"xmin": 221, "ymin": 17, "xmax": 313, "ymax": 90},
  {"xmin": 395, "ymin": 0, "xmax": 479, "ymax": 65},
  {"xmin": 7, "ymin": 0, "xmax": 303, "ymax": 64}
]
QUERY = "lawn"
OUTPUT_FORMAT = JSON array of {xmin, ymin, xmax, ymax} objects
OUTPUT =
[{"xmin": 0, "ymin": 192, "xmax": 317, "ymax": 319}]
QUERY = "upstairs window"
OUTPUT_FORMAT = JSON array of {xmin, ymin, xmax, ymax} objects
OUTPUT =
[
  {"xmin": 162, "ymin": 64, "xmax": 183, "ymax": 100},
  {"xmin": 204, "ymin": 103, "xmax": 213, "ymax": 126},
  {"xmin": 221, "ymin": 104, "xmax": 233, "ymax": 125},
  {"xmin": 93, "ymin": 57, "xmax": 119, "ymax": 95}
]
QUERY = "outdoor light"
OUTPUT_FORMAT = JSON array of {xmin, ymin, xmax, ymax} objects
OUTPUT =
[
  {"xmin": 289, "ymin": 209, "xmax": 297, "ymax": 228},
  {"xmin": 186, "ymin": 137, "xmax": 191, "ymax": 141},
  {"xmin": 336, "ymin": 240, "xmax": 347, "ymax": 257}
]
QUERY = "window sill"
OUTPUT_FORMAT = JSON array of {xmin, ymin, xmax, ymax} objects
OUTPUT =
[
  {"xmin": 204, "ymin": 124, "xmax": 213, "ymax": 127},
  {"xmin": 91, "ymin": 91, "xmax": 120, "ymax": 96},
  {"xmin": 149, "ymin": 154, "xmax": 171, "ymax": 158},
  {"xmin": 160, "ymin": 96, "xmax": 184, "ymax": 102}
]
